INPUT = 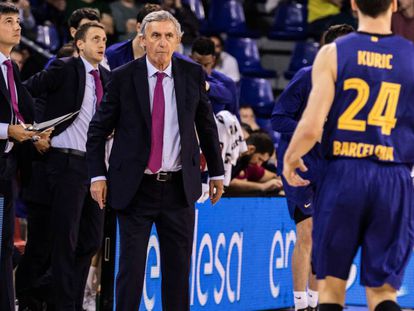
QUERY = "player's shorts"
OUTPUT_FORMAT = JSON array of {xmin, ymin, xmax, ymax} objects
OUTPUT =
[
  {"xmin": 282, "ymin": 175, "xmax": 315, "ymax": 223},
  {"xmin": 313, "ymin": 158, "xmax": 414, "ymax": 289}
]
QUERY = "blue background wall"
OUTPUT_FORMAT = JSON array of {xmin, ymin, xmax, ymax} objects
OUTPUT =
[{"xmin": 113, "ymin": 197, "xmax": 414, "ymax": 310}]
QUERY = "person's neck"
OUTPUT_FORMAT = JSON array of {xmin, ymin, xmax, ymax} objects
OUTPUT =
[
  {"xmin": 0, "ymin": 45, "xmax": 12, "ymax": 58},
  {"xmin": 148, "ymin": 58, "xmax": 170, "ymax": 71},
  {"xmin": 357, "ymin": 13, "xmax": 392, "ymax": 35},
  {"xmin": 80, "ymin": 54, "xmax": 99, "ymax": 69},
  {"xmin": 132, "ymin": 36, "xmax": 145, "ymax": 59}
]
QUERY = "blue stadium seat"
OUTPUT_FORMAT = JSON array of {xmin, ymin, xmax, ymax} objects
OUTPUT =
[
  {"xmin": 205, "ymin": 0, "xmax": 259, "ymax": 37},
  {"xmin": 225, "ymin": 37, "xmax": 277, "ymax": 78},
  {"xmin": 182, "ymin": 0, "xmax": 205, "ymax": 20},
  {"xmin": 284, "ymin": 41, "xmax": 319, "ymax": 79},
  {"xmin": 239, "ymin": 77, "xmax": 275, "ymax": 117},
  {"xmin": 256, "ymin": 117, "xmax": 281, "ymax": 146},
  {"xmin": 36, "ymin": 25, "xmax": 60, "ymax": 52},
  {"xmin": 268, "ymin": 1, "xmax": 307, "ymax": 40}
]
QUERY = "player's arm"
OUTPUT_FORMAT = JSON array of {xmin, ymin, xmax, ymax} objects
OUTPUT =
[
  {"xmin": 272, "ymin": 68, "xmax": 310, "ymax": 135},
  {"xmin": 283, "ymin": 43, "xmax": 337, "ymax": 186}
]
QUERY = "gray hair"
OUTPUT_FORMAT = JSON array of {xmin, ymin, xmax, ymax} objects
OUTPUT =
[{"xmin": 140, "ymin": 10, "xmax": 183, "ymax": 38}]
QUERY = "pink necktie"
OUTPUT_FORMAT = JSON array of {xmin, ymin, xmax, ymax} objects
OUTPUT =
[
  {"xmin": 90, "ymin": 69, "xmax": 103, "ymax": 107},
  {"xmin": 4, "ymin": 60, "xmax": 24, "ymax": 122},
  {"xmin": 148, "ymin": 72, "xmax": 166, "ymax": 173}
]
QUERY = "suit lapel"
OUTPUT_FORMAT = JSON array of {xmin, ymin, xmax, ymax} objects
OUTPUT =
[
  {"xmin": 133, "ymin": 57, "xmax": 151, "ymax": 130},
  {"xmin": 172, "ymin": 57, "xmax": 186, "ymax": 132},
  {"xmin": 75, "ymin": 57, "xmax": 86, "ymax": 110},
  {"xmin": 0, "ymin": 66, "xmax": 10, "ymax": 103},
  {"xmin": 98, "ymin": 64, "xmax": 110, "ymax": 90}
]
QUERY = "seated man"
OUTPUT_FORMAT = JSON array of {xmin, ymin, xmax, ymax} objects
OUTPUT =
[{"xmin": 229, "ymin": 132, "xmax": 283, "ymax": 193}]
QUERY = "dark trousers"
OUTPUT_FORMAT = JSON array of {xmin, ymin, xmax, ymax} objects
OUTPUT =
[
  {"xmin": 15, "ymin": 201, "xmax": 53, "ymax": 309},
  {"xmin": 16, "ymin": 160, "xmax": 54, "ymax": 308},
  {"xmin": 47, "ymin": 152, "xmax": 104, "ymax": 311},
  {"xmin": 0, "ymin": 183, "xmax": 14, "ymax": 311},
  {"xmin": 116, "ymin": 172, "xmax": 195, "ymax": 311}
]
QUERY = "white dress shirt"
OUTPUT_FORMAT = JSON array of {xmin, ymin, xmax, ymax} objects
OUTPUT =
[
  {"xmin": 92, "ymin": 56, "xmax": 223, "ymax": 182},
  {"xmin": 52, "ymin": 56, "xmax": 99, "ymax": 152},
  {"xmin": 144, "ymin": 57, "xmax": 182, "ymax": 173}
]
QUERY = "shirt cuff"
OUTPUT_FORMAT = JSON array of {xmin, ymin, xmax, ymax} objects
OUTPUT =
[
  {"xmin": 210, "ymin": 175, "xmax": 224, "ymax": 180},
  {"xmin": 91, "ymin": 176, "xmax": 107, "ymax": 183},
  {"xmin": 0, "ymin": 123, "xmax": 9, "ymax": 140}
]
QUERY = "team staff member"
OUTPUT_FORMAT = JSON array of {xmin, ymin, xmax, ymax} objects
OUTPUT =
[
  {"xmin": 87, "ymin": 11, "xmax": 224, "ymax": 311},
  {"xmin": 24, "ymin": 22, "xmax": 111, "ymax": 310}
]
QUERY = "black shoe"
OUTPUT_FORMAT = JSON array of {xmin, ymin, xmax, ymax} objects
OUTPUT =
[{"xmin": 308, "ymin": 306, "xmax": 318, "ymax": 311}]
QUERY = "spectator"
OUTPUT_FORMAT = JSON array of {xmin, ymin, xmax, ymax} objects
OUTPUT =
[
  {"xmin": 5, "ymin": 0, "xmax": 36, "ymax": 32},
  {"xmin": 229, "ymin": 132, "xmax": 283, "ymax": 193},
  {"xmin": 161, "ymin": 0, "xmax": 199, "ymax": 53},
  {"xmin": 110, "ymin": 0, "xmax": 142, "ymax": 41},
  {"xmin": 307, "ymin": 0, "xmax": 356, "ymax": 41},
  {"xmin": 66, "ymin": 0, "xmax": 114, "ymax": 40},
  {"xmin": 31, "ymin": 0, "xmax": 68, "ymax": 50},
  {"xmin": 190, "ymin": 37, "xmax": 239, "ymax": 116},
  {"xmin": 210, "ymin": 35, "xmax": 240, "ymax": 82},
  {"xmin": 392, "ymin": 0, "xmax": 414, "ymax": 42},
  {"xmin": 68, "ymin": 7, "xmax": 100, "ymax": 38},
  {"xmin": 105, "ymin": 3, "xmax": 161, "ymax": 70},
  {"xmin": 44, "ymin": 7, "xmax": 100, "ymax": 68},
  {"xmin": 240, "ymin": 105, "xmax": 260, "ymax": 131}
]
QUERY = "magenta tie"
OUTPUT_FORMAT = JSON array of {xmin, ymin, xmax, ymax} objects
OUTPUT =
[
  {"xmin": 90, "ymin": 69, "xmax": 103, "ymax": 107},
  {"xmin": 148, "ymin": 72, "xmax": 166, "ymax": 173},
  {"xmin": 4, "ymin": 60, "xmax": 24, "ymax": 122}
]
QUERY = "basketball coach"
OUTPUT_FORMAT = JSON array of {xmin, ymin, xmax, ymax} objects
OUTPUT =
[{"xmin": 86, "ymin": 10, "xmax": 224, "ymax": 311}]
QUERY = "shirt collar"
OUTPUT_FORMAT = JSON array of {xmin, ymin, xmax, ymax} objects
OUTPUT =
[
  {"xmin": 0, "ymin": 52, "xmax": 10, "ymax": 65},
  {"xmin": 146, "ymin": 56, "xmax": 172, "ymax": 78},
  {"xmin": 80, "ymin": 56, "xmax": 97, "ymax": 74}
]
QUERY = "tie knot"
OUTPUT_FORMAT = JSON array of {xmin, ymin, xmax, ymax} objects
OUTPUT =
[
  {"xmin": 3, "ymin": 59, "xmax": 12, "ymax": 69},
  {"xmin": 156, "ymin": 72, "xmax": 166, "ymax": 81},
  {"xmin": 90, "ymin": 69, "xmax": 99, "ymax": 78}
]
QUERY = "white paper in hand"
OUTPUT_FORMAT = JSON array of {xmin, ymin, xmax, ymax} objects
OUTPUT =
[{"xmin": 27, "ymin": 110, "xmax": 80, "ymax": 132}]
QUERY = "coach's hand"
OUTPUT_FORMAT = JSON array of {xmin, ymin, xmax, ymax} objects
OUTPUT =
[
  {"xmin": 8, "ymin": 124, "xmax": 36, "ymax": 142},
  {"xmin": 90, "ymin": 180, "xmax": 107, "ymax": 209},
  {"xmin": 209, "ymin": 179, "xmax": 224, "ymax": 205},
  {"xmin": 283, "ymin": 157, "xmax": 310, "ymax": 187}
]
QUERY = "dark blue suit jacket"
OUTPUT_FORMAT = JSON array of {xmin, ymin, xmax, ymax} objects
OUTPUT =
[
  {"xmin": 105, "ymin": 42, "xmax": 238, "ymax": 117},
  {"xmin": 105, "ymin": 40, "xmax": 134, "ymax": 71},
  {"xmin": 86, "ymin": 55, "xmax": 224, "ymax": 210}
]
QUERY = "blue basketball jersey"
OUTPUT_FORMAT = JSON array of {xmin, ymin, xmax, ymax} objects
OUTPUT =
[{"xmin": 322, "ymin": 32, "xmax": 414, "ymax": 164}]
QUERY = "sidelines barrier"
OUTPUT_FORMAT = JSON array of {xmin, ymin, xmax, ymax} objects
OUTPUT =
[
  {"xmin": 0, "ymin": 197, "xmax": 3, "ymax": 262},
  {"xmin": 111, "ymin": 197, "xmax": 414, "ymax": 310}
]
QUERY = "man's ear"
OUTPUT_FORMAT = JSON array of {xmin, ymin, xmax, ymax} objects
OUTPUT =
[{"xmin": 70, "ymin": 27, "xmax": 77, "ymax": 39}]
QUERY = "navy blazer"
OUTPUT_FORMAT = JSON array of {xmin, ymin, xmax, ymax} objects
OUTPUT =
[
  {"xmin": 0, "ymin": 61, "xmax": 34, "ymax": 153},
  {"xmin": 23, "ymin": 57, "xmax": 111, "ymax": 137},
  {"xmin": 87, "ymin": 55, "xmax": 224, "ymax": 210}
]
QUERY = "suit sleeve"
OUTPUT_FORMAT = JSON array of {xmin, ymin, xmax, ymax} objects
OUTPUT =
[
  {"xmin": 23, "ymin": 58, "xmax": 65, "ymax": 97},
  {"xmin": 195, "ymin": 67, "xmax": 224, "ymax": 177},
  {"xmin": 271, "ymin": 68, "xmax": 311, "ymax": 136},
  {"xmin": 86, "ymin": 73, "xmax": 121, "ymax": 179},
  {"xmin": 206, "ymin": 75, "xmax": 233, "ymax": 107}
]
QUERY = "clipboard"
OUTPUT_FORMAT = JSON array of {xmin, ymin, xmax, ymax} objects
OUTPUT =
[{"xmin": 26, "ymin": 110, "xmax": 80, "ymax": 132}]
